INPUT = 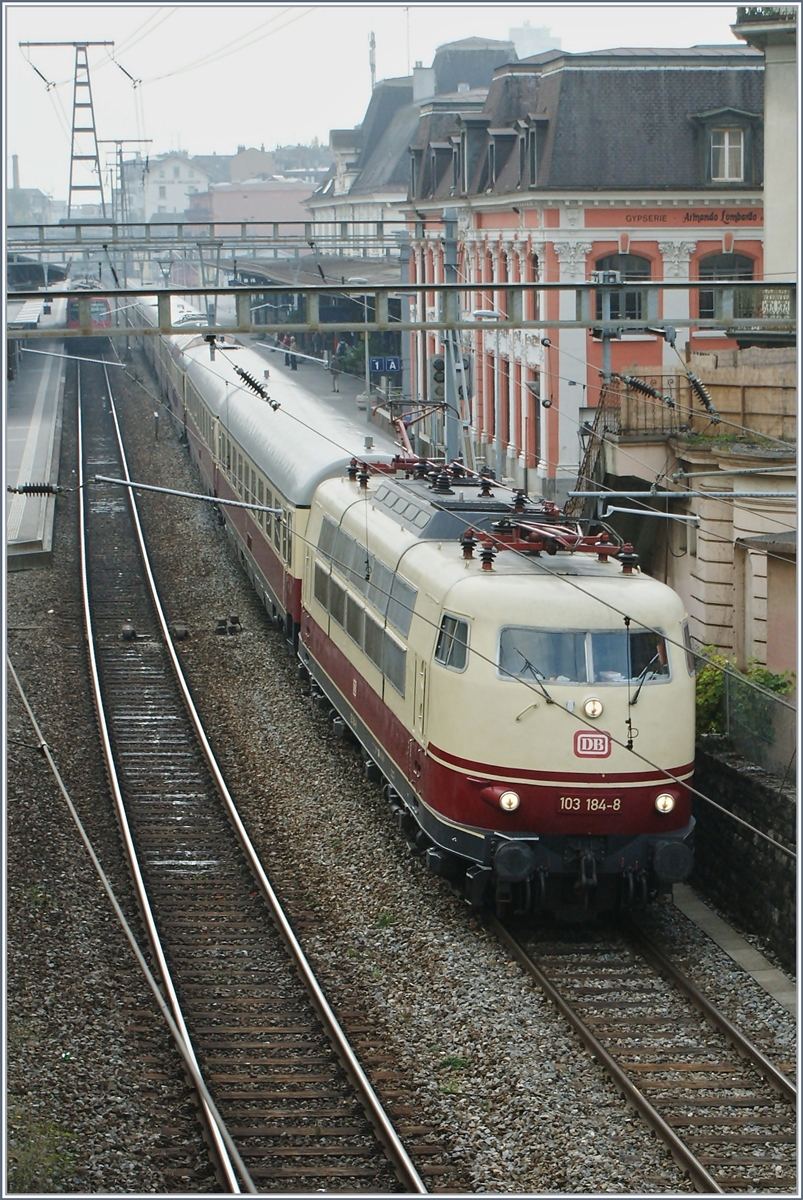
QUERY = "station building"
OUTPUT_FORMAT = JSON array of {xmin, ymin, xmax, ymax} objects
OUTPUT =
[{"xmin": 404, "ymin": 43, "xmax": 766, "ymax": 496}]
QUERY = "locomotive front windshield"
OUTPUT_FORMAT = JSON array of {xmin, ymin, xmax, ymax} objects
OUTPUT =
[{"xmin": 499, "ymin": 627, "xmax": 669, "ymax": 685}]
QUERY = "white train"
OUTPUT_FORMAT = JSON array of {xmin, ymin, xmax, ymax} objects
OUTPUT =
[{"xmin": 140, "ymin": 311, "xmax": 696, "ymax": 918}]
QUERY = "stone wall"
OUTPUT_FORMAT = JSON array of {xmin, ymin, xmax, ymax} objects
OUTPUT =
[{"xmin": 691, "ymin": 740, "xmax": 796, "ymax": 973}]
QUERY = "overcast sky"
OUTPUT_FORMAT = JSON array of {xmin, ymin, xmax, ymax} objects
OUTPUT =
[{"xmin": 5, "ymin": 2, "xmax": 742, "ymax": 199}]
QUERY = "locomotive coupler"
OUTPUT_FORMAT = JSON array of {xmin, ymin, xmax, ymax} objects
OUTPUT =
[{"xmin": 576, "ymin": 849, "xmax": 598, "ymax": 890}]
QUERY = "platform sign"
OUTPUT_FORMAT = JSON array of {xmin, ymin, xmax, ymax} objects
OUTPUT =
[
  {"xmin": 369, "ymin": 356, "xmax": 386, "ymax": 373},
  {"xmin": 385, "ymin": 356, "xmax": 401, "ymax": 372}
]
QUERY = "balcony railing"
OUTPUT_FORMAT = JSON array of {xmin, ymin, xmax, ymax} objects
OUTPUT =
[{"xmin": 736, "ymin": 6, "xmax": 798, "ymax": 23}]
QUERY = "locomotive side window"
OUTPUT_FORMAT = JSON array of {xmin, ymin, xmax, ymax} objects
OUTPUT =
[
  {"xmin": 264, "ymin": 487, "xmax": 272, "ymax": 537},
  {"xmin": 384, "ymin": 635, "xmax": 406, "ymax": 696},
  {"xmin": 367, "ymin": 560, "xmax": 393, "ymax": 618},
  {"xmin": 257, "ymin": 479, "xmax": 264, "ymax": 528},
  {"xmin": 682, "ymin": 620, "xmax": 696, "ymax": 675},
  {"xmin": 364, "ymin": 613, "xmax": 384, "ymax": 669},
  {"xmin": 435, "ymin": 615, "xmax": 469, "ymax": 671},
  {"xmin": 345, "ymin": 593, "xmax": 364, "ymax": 644},
  {"xmin": 313, "ymin": 562, "xmax": 329, "ymax": 609},
  {"xmin": 273, "ymin": 506, "xmax": 282, "ymax": 551},
  {"xmin": 318, "ymin": 515, "xmax": 338, "ymax": 561},
  {"xmin": 387, "ymin": 575, "xmax": 416, "ymax": 637},
  {"xmin": 329, "ymin": 577, "xmax": 346, "ymax": 626}
]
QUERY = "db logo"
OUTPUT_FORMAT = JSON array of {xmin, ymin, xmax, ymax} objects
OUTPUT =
[{"xmin": 574, "ymin": 730, "xmax": 611, "ymax": 758}]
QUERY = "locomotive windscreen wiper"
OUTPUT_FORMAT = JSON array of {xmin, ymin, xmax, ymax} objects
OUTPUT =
[
  {"xmin": 516, "ymin": 650, "xmax": 554, "ymax": 704},
  {"xmin": 629, "ymin": 652, "xmax": 662, "ymax": 705}
]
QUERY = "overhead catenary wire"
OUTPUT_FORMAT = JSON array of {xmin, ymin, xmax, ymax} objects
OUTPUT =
[
  {"xmin": 107, "ymin": 333, "xmax": 798, "ymax": 684},
  {"xmin": 83, "ymin": 344, "xmax": 796, "ymax": 852}
]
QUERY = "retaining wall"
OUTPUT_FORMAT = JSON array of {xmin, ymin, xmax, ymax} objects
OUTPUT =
[{"xmin": 691, "ymin": 739, "xmax": 796, "ymax": 974}]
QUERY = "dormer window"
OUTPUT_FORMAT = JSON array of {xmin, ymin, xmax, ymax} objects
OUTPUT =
[
  {"xmin": 488, "ymin": 143, "xmax": 496, "ymax": 187},
  {"xmin": 528, "ymin": 130, "xmax": 538, "ymax": 187},
  {"xmin": 711, "ymin": 128, "xmax": 744, "ymax": 182},
  {"xmin": 691, "ymin": 108, "xmax": 758, "ymax": 186}
]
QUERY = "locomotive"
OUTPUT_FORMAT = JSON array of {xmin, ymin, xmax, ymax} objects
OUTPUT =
[
  {"xmin": 139, "ymin": 312, "xmax": 696, "ymax": 919},
  {"xmin": 65, "ymin": 284, "xmax": 112, "ymax": 351}
]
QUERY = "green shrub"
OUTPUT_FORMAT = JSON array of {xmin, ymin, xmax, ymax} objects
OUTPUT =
[{"xmin": 696, "ymin": 645, "xmax": 795, "ymax": 741}]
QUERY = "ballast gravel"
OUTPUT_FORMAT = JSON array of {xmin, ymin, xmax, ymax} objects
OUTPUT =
[{"xmin": 5, "ymin": 346, "xmax": 795, "ymax": 1193}]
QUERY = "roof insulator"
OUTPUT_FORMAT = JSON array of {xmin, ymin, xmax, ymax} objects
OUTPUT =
[
  {"xmin": 460, "ymin": 529, "xmax": 478, "ymax": 559},
  {"xmin": 480, "ymin": 541, "xmax": 497, "ymax": 571},
  {"xmin": 617, "ymin": 543, "xmax": 640, "ymax": 575}
]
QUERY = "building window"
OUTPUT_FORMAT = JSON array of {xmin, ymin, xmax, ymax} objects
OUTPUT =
[
  {"xmin": 173, "ymin": 166, "xmax": 180, "ymax": 179},
  {"xmin": 528, "ymin": 129, "xmax": 538, "ymax": 187},
  {"xmin": 594, "ymin": 253, "xmax": 651, "ymax": 321},
  {"xmin": 698, "ymin": 252, "xmax": 754, "ymax": 320},
  {"xmin": 158, "ymin": 186, "xmax": 166, "ymax": 199},
  {"xmin": 488, "ymin": 143, "xmax": 496, "ymax": 187},
  {"xmin": 711, "ymin": 128, "xmax": 744, "ymax": 182}
]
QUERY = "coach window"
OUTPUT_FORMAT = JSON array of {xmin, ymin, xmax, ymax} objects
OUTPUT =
[
  {"xmin": 264, "ymin": 487, "xmax": 272, "ymax": 538},
  {"xmin": 282, "ymin": 512, "xmax": 293, "ymax": 568},
  {"xmin": 435, "ymin": 614, "xmax": 469, "ymax": 671},
  {"xmin": 273, "ymin": 506, "xmax": 282, "ymax": 551},
  {"xmin": 257, "ymin": 479, "xmax": 264, "ymax": 527},
  {"xmin": 594, "ymin": 253, "xmax": 651, "ymax": 322}
]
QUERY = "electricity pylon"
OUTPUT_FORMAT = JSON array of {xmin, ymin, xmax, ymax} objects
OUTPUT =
[{"xmin": 20, "ymin": 40, "xmax": 114, "ymax": 218}]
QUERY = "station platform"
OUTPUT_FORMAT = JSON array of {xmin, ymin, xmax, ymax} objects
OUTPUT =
[{"xmin": 6, "ymin": 333, "xmax": 68, "ymax": 569}]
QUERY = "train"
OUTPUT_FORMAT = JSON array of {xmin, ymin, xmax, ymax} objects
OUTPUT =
[
  {"xmin": 138, "ymin": 304, "xmax": 696, "ymax": 919},
  {"xmin": 66, "ymin": 284, "xmax": 113, "ymax": 347}
]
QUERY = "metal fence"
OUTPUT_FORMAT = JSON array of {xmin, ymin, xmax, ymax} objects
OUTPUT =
[{"xmin": 703, "ymin": 661, "xmax": 797, "ymax": 781}]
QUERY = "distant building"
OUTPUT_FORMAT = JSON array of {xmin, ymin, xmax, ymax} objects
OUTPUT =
[
  {"xmin": 205, "ymin": 178, "xmax": 315, "ymax": 229},
  {"xmin": 143, "ymin": 153, "xmax": 211, "ymax": 220},
  {"xmin": 508, "ymin": 21, "xmax": 561, "ymax": 58},
  {"xmin": 307, "ymin": 37, "xmax": 518, "ymax": 251}
]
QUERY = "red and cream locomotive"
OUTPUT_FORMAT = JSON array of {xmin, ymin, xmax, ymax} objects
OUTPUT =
[{"xmin": 142, "ymin": 314, "xmax": 696, "ymax": 918}]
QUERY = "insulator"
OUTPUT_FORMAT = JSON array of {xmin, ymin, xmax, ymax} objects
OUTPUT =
[
  {"xmin": 512, "ymin": 489, "xmax": 527, "ymax": 512},
  {"xmin": 8, "ymin": 482, "xmax": 60, "ymax": 495},
  {"xmin": 460, "ymin": 530, "xmax": 478, "ymax": 559},
  {"xmin": 234, "ymin": 365, "xmax": 269, "ymax": 400},
  {"xmin": 347, "ymin": 460, "xmax": 359, "ymax": 482},
  {"xmin": 432, "ymin": 469, "xmax": 453, "ymax": 494},
  {"xmin": 479, "ymin": 541, "xmax": 497, "ymax": 571},
  {"xmin": 414, "ymin": 460, "xmax": 429, "ymax": 479},
  {"xmin": 478, "ymin": 476, "xmax": 494, "ymax": 498},
  {"xmin": 357, "ymin": 466, "xmax": 370, "ymax": 490},
  {"xmin": 688, "ymin": 373, "xmax": 719, "ymax": 419},
  {"xmin": 617, "ymin": 543, "xmax": 640, "ymax": 575}
]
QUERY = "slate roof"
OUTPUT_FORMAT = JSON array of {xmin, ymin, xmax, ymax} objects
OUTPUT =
[{"xmin": 412, "ymin": 45, "xmax": 765, "ymax": 198}]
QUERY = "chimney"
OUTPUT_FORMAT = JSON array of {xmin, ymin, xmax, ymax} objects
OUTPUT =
[
  {"xmin": 413, "ymin": 61, "xmax": 435, "ymax": 101},
  {"xmin": 12, "ymin": 154, "xmax": 20, "ymax": 190}
]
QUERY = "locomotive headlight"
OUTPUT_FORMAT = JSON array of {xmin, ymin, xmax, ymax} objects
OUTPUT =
[
  {"xmin": 499, "ymin": 790, "xmax": 521, "ymax": 812},
  {"xmin": 655, "ymin": 793, "xmax": 676, "ymax": 814},
  {"xmin": 583, "ymin": 697, "xmax": 604, "ymax": 719}
]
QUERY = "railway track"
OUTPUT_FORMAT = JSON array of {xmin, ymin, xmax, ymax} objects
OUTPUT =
[
  {"xmin": 491, "ymin": 916, "xmax": 796, "ymax": 1194},
  {"xmin": 76, "ymin": 354, "xmax": 430, "ymax": 1193}
]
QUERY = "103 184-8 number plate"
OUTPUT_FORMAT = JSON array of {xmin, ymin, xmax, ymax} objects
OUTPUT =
[{"xmin": 558, "ymin": 795, "xmax": 622, "ymax": 813}]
